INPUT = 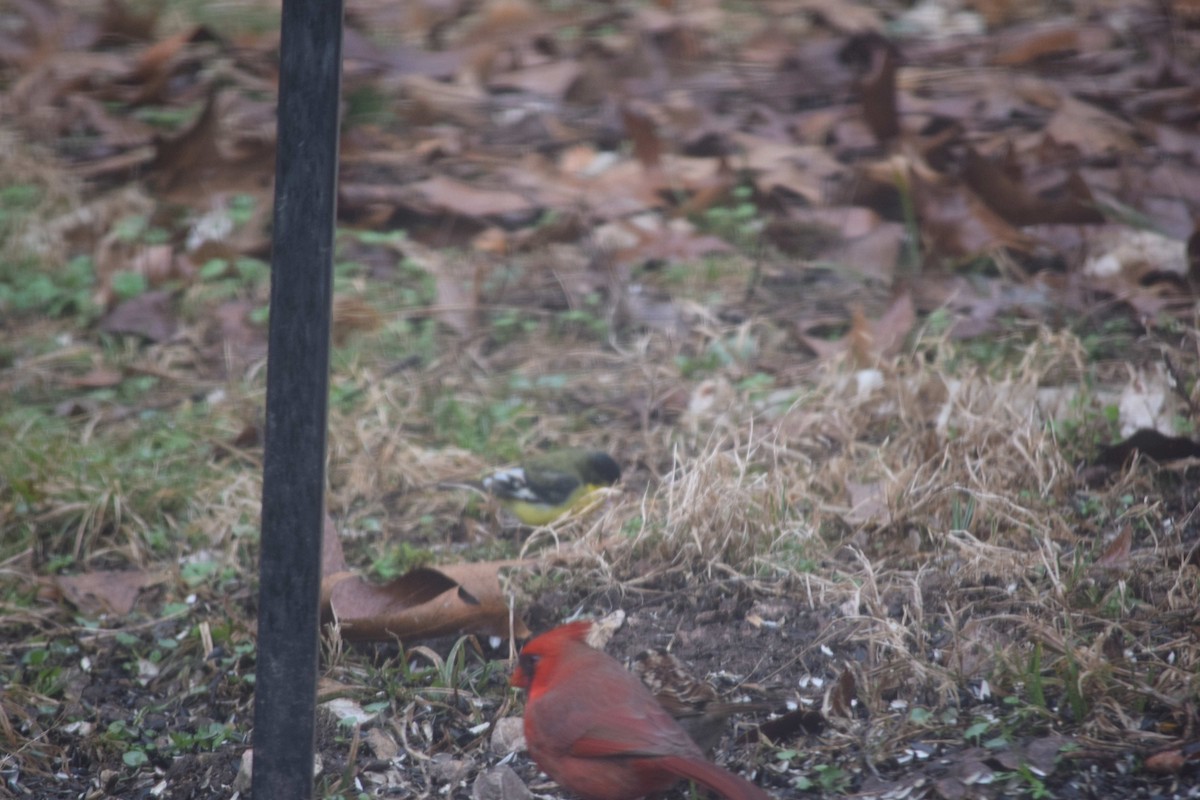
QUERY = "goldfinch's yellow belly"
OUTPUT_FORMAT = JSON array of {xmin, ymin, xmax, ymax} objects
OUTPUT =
[{"xmin": 502, "ymin": 484, "xmax": 602, "ymax": 525}]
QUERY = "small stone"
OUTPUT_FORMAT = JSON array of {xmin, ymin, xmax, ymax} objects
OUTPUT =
[
  {"xmin": 429, "ymin": 752, "xmax": 473, "ymax": 785},
  {"xmin": 472, "ymin": 765, "xmax": 533, "ymax": 800},
  {"xmin": 365, "ymin": 728, "xmax": 399, "ymax": 761},
  {"xmin": 490, "ymin": 716, "xmax": 526, "ymax": 754},
  {"xmin": 232, "ymin": 750, "xmax": 254, "ymax": 793}
]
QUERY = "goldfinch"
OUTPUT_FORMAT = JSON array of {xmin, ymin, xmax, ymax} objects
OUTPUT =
[{"xmin": 482, "ymin": 449, "xmax": 621, "ymax": 525}]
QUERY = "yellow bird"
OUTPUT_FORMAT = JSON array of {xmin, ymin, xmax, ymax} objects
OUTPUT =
[{"xmin": 483, "ymin": 449, "xmax": 621, "ymax": 525}]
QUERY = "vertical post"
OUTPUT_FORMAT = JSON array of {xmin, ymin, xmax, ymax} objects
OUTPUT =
[{"xmin": 252, "ymin": 0, "xmax": 343, "ymax": 797}]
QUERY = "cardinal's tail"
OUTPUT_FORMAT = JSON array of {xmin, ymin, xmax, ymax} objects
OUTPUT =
[{"xmin": 656, "ymin": 755, "xmax": 772, "ymax": 800}]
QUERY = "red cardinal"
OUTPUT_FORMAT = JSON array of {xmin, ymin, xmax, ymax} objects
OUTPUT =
[{"xmin": 510, "ymin": 621, "xmax": 772, "ymax": 800}]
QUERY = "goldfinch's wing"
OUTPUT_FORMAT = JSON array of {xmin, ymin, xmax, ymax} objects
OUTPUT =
[
  {"xmin": 522, "ymin": 461, "xmax": 585, "ymax": 506},
  {"xmin": 484, "ymin": 461, "xmax": 581, "ymax": 506}
]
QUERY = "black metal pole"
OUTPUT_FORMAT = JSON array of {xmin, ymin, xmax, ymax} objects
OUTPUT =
[{"xmin": 252, "ymin": 0, "xmax": 343, "ymax": 797}]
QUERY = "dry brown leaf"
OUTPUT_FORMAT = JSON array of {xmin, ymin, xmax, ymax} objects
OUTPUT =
[
  {"xmin": 830, "ymin": 223, "xmax": 905, "ymax": 284},
  {"xmin": 399, "ymin": 74, "xmax": 487, "ymax": 127},
  {"xmin": 197, "ymin": 300, "xmax": 267, "ymax": 377},
  {"xmin": 913, "ymin": 176, "xmax": 1039, "ymax": 261},
  {"xmin": 320, "ymin": 516, "xmax": 529, "ymax": 642},
  {"xmin": 126, "ymin": 26, "xmax": 200, "ymax": 84},
  {"xmin": 843, "ymin": 479, "xmax": 888, "ymax": 526},
  {"xmin": 1082, "ymin": 227, "xmax": 1188, "ymax": 286},
  {"xmin": 797, "ymin": 0, "xmax": 883, "ymax": 33},
  {"xmin": 322, "ymin": 515, "xmax": 349, "ymax": 577},
  {"xmin": 841, "ymin": 33, "xmax": 900, "ymax": 143},
  {"xmin": 1043, "ymin": 96, "xmax": 1137, "ymax": 155},
  {"xmin": 673, "ymin": 156, "xmax": 737, "ymax": 219},
  {"xmin": 99, "ymin": 0, "xmax": 158, "ymax": 43},
  {"xmin": 869, "ymin": 291, "xmax": 915, "ymax": 357},
  {"xmin": 148, "ymin": 86, "xmax": 223, "ymax": 191},
  {"xmin": 614, "ymin": 218, "xmax": 734, "ymax": 269},
  {"xmin": 1094, "ymin": 526, "xmax": 1132, "ymax": 569},
  {"xmin": 472, "ymin": 226, "xmax": 510, "ymax": 255},
  {"xmin": 0, "ymin": 0, "xmax": 100, "ymax": 69},
  {"xmin": 408, "ymin": 175, "xmax": 536, "ymax": 220},
  {"xmin": 489, "ymin": 60, "xmax": 581, "ymax": 98},
  {"xmin": 991, "ymin": 24, "xmax": 1113, "ymax": 67},
  {"xmin": 69, "ymin": 367, "xmax": 124, "ymax": 389},
  {"xmin": 1144, "ymin": 741, "xmax": 1200, "ymax": 774},
  {"xmin": 962, "ymin": 148, "xmax": 1103, "ymax": 226},
  {"xmin": 814, "ymin": 292, "xmax": 914, "ymax": 365},
  {"xmin": 341, "ymin": 25, "xmax": 465, "ymax": 80},
  {"xmin": 825, "ymin": 665, "xmax": 857, "ymax": 718},
  {"xmin": 324, "ymin": 562, "xmax": 529, "ymax": 642},
  {"xmin": 56, "ymin": 569, "xmax": 162, "ymax": 616},
  {"xmin": 733, "ymin": 134, "xmax": 845, "ymax": 206},
  {"xmin": 147, "ymin": 88, "xmax": 276, "ymax": 203},
  {"xmin": 847, "ymin": 305, "xmax": 873, "ymax": 366},
  {"xmin": 621, "ymin": 101, "xmax": 664, "ymax": 174},
  {"xmin": 797, "ymin": 330, "xmax": 844, "ymax": 361},
  {"xmin": 99, "ymin": 290, "xmax": 177, "ymax": 342},
  {"xmin": 122, "ymin": 26, "xmax": 212, "ymax": 105},
  {"xmin": 402, "ymin": 243, "xmax": 481, "ymax": 338},
  {"xmin": 553, "ymin": 151, "xmax": 664, "ymax": 218}
]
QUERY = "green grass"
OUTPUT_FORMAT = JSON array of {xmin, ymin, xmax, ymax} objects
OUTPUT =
[
  {"xmin": 0, "ymin": 254, "xmax": 98, "ymax": 320},
  {"xmin": 0, "ymin": 399, "xmax": 245, "ymax": 568}
]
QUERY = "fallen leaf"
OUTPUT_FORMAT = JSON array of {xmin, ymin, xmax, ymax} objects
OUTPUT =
[
  {"xmin": 406, "ymin": 175, "xmax": 538, "ymax": 220},
  {"xmin": 68, "ymin": 366, "xmax": 124, "ymax": 389},
  {"xmin": 621, "ymin": 100, "xmax": 664, "ymax": 173},
  {"xmin": 324, "ymin": 562, "xmax": 529, "ymax": 642},
  {"xmin": 990, "ymin": 23, "xmax": 1113, "ymax": 67},
  {"xmin": 825, "ymin": 665, "xmax": 857, "ymax": 718},
  {"xmin": 1044, "ymin": 95, "xmax": 1137, "ymax": 154},
  {"xmin": 733, "ymin": 134, "xmax": 845, "ymax": 206},
  {"xmin": 320, "ymin": 516, "xmax": 529, "ymax": 642},
  {"xmin": 205, "ymin": 300, "xmax": 267, "ymax": 375},
  {"xmin": 99, "ymin": 290, "xmax": 177, "ymax": 342},
  {"xmin": 399, "ymin": 74, "xmax": 487, "ymax": 127},
  {"xmin": 1094, "ymin": 526, "xmax": 1132, "ymax": 569},
  {"xmin": 843, "ymin": 479, "xmax": 888, "ymax": 526},
  {"xmin": 56, "ymin": 569, "xmax": 162, "ymax": 615},
  {"xmin": 962, "ymin": 148, "xmax": 1103, "ymax": 226},
  {"xmin": 824, "ymin": 223, "xmax": 905, "ymax": 285},
  {"xmin": 489, "ymin": 59, "xmax": 581, "ymax": 98},
  {"xmin": 614, "ymin": 216, "xmax": 735, "ymax": 269},
  {"xmin": 402, "ymin": 243, "xmax": 481, "ymax": 338},
  {"xmin": 1144, "ymin": 741, "xmax": 1200, "ymax": 774},
  {"xmin": 99, "ymin": 0, "xmax": 158, "ymax": 43},
  {"xmin": 801, "ymin": 292, "xmax": 914, "ymax": 364},
  {"xmin": 147, "ymin": 87, "xmax": 276, "ymax": 202},
  {"xmin": 913, "ymin": 175, "xmax": 1039, "ymax": 261},
  {"xmin": 840, "ymin": 32, "xmax": 900, "ymax": 143},
  {"xmin": 866, "ymin": 291, "xmax": 915, "ymax": 359}
]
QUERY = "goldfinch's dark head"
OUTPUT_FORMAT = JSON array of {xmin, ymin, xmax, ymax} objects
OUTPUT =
[{"xmin": 579, "ymin": 450, "xmax": 621, "ymax": 487}]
